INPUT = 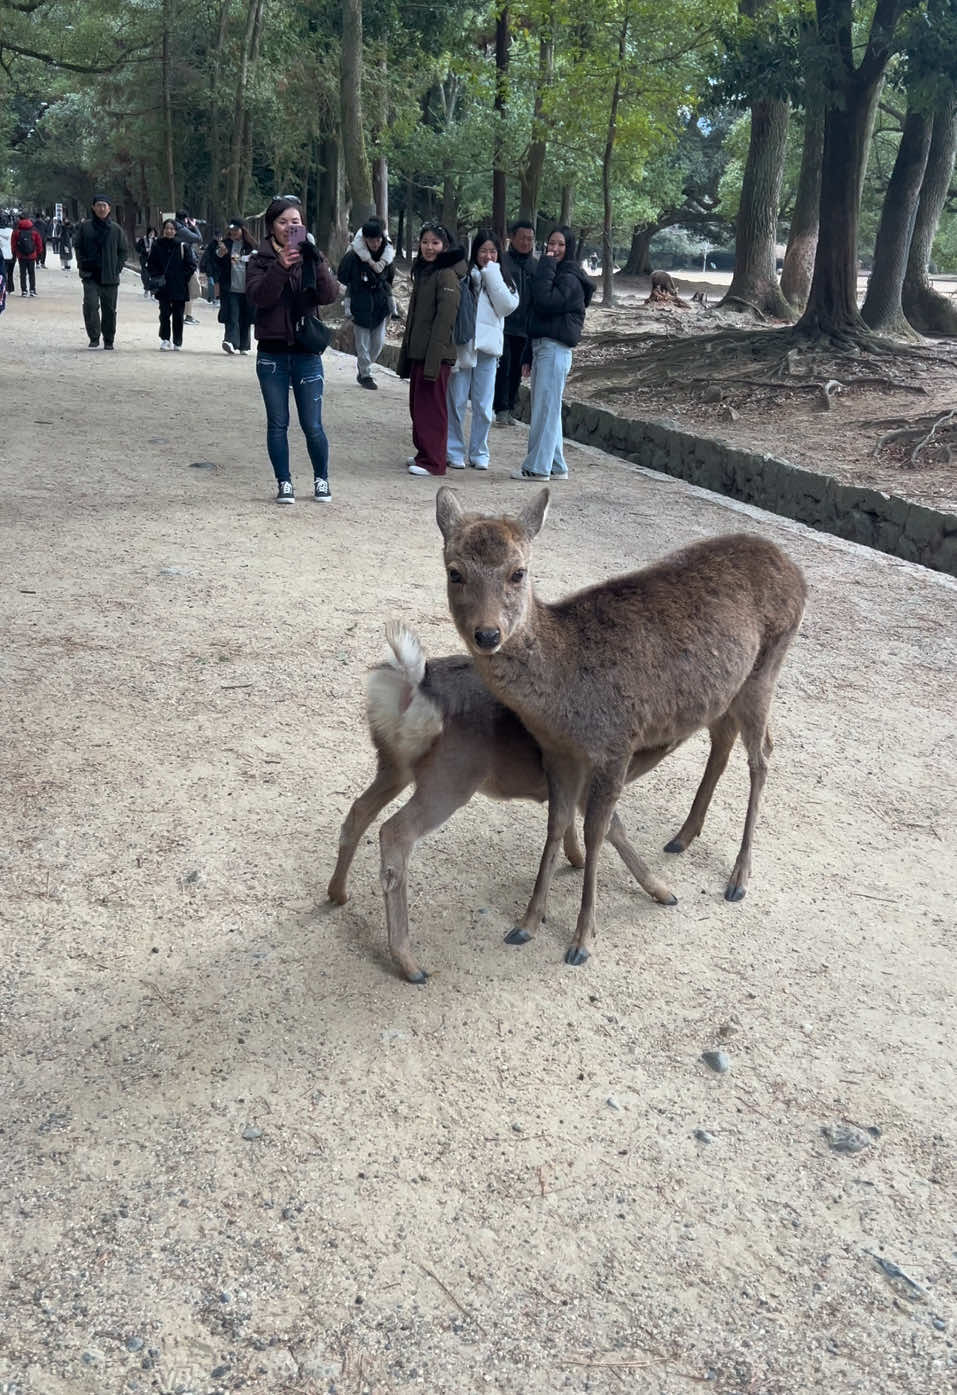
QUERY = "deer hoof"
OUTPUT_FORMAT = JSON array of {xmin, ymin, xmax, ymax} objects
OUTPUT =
[
  {"xmin": 663, "ymin": 837, "xmax": 686, "ymax": 854},
  {"xmin": 663, "ymin": 893, "xmax": 678, "ymax": 906},
  {"xmin": 406, "ymin": 969, "xmax": 429, "ymax": 984},
  {"xmin": 504, "ymin": 927, "xmax": 531, "ymax": 945},
  {"xmin": 724, "ymin": 884, "xmax": 746, "ymax": 903},
  {"xmin": 564, "ymin": 945, "xmax": 590, "ymax": 966}
]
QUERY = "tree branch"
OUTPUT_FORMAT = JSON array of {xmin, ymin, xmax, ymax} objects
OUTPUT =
[{"xmin": 0, "ymin": 37, "xmax": 154, "ymax": 73}]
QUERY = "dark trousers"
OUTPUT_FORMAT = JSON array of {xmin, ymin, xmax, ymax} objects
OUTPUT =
[
  {"xmin": 493, "ymin": 333, "xmax": 527, "ymax": 414},
  {"xmin": 18, "ymin": 260, "xmax": 36, "ymax": 294},
  {"xmin": 255, "ymin": 351, "xmax": 329, "ymax": 483},
  {"xmin": 223, "ymin": 290, "xmax": 252, "ymax": 350},
  {"xmin": 409, "ymin": 360, "xmax": 451, "ymax": 474},
  {"xmin": 158, "ymin": 296, "xmax": 186, "ymax": 346},
  {"xmin": 4, "ymin": 258, "xmax": 15, "ymax": 288},
  {"xmin": 82, "ymin": 279, "xmax": 119, "ymax": 344}
]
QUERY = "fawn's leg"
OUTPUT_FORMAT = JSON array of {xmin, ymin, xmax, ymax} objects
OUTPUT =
[
  {"xmin": 665, "ymin": 714, "xmax": 738, "ymax": 854},
  {"xmin": 605, "ymin": 812, "xmax": 677, "ymax": 905},
  {"xmin": 327, "ymin": 760, "xmax": 407, "ymax": 904},
  {"xmin": 563, "ymin": 824, "xmax": 585, "ymax": 868},
  {"xmin": 566, "ymin": 764, "xmax": 627, "ymax": 965},
  {"xmin": 505, "ymin": 762, "xmax": 581, "ymax": 945}
]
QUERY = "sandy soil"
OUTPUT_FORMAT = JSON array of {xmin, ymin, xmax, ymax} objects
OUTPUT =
[{"xmin": 1, "ymin": 270, "xmax": 956, "ymax": 1395}]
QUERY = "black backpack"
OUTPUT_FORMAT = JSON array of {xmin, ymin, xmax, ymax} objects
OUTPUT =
[
  {"xmin": 452, "ymin": 272, "xmax": 477, "ymax": 344},
  {"xmin": 17, "ymin": 228, "xmax": 35, "ymax": 258}
]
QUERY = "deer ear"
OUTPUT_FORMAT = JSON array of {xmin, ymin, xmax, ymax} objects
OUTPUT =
[
  {"xmin": 517, "ymin": 487, "xmax": 549, "ymax": 540},
  {"xmin": 435, "ymin": 486, "xmax": 464, "ymax": 541}
]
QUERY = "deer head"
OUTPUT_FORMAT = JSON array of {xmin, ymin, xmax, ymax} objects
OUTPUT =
[{"xmin": 436, "ymin": 487, "xmax": 550, "ymax": 656}]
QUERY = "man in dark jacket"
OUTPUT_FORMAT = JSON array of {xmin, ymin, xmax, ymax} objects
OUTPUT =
[
  {"xmin": 493, "ymin": 220, "xmax": 538, "ymax": 425},
  {"xmin": 337, "ymin": 216, "xmax": 396, "ymax": 389},
  {"xmin": 73, "ymin": 195, "xmax": 129, "ymax": 349}
]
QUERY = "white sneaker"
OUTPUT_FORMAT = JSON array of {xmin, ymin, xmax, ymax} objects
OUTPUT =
[
  {"xmin": 160, "ymin": 340, "xmax": 173, "ymax": 351},
  {"xmin": 222, "ymin": 340, "xmax": 235, "ymax": 355},
  {"xmin": 173, "ymin": 344, "xmax": 182, "ymax": 351},
  {"xmin": 447, "ymin": 460, "xmax": 467, "ymax": 470},
  {"xmin": 408, "ymin": 464, "xmax": 431, "ymax": 476}
]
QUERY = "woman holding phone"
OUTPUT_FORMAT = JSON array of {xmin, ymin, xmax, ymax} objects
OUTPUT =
[{"xmin": 245, "ymin": 197, "xmax": 339, "ymax": 504}]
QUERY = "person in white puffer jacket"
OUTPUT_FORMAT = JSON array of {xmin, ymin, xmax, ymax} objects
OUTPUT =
[{"xmin": 446, "ymin": 229, "xmax": 519, "ymax": 470}]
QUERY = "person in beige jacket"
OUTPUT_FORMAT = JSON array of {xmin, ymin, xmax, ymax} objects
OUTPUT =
[{"xmin": 396, "ymin": 221, "xmax": 465, "ymax": 476}]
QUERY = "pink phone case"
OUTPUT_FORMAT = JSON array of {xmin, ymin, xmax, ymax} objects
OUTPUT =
[{"xmin": 287, "ymin": 225, "xmax": 306, "ymax": 249}]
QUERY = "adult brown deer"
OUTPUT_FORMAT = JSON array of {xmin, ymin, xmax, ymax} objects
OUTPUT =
[
  {"xmin": 435, "ymin": 487, "xmax": 807, "ymax": 966},
  {"xmin": 328, "ymin": 623, "xmax": 680, "ymax": 982}
]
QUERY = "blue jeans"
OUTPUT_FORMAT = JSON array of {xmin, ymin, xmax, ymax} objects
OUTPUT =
[
  {"xmin": 446, "ymin": 351, "xmax": 497, "ymax": 467},
  {"xmin": 256, "ymin": 351, "xmax": 329, "ymax": 484},
  {"xmin": 520, "ymin": 337, "xmax": 572, "ymax": 477}
]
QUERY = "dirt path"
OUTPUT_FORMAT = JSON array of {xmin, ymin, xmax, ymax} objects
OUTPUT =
[{"xmin": 1, "ymin": 273, "xmax": 955, "ymax": 1395}]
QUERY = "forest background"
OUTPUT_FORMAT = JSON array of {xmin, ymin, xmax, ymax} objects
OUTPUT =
[{"xmin": 2, "ymin": 0, "xmax": 956, "ymax": 337}]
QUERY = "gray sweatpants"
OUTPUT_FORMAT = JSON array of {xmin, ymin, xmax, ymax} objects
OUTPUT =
[{"xmin": 354, "ymin": 319, "xmax": 387, "ymax": 378}]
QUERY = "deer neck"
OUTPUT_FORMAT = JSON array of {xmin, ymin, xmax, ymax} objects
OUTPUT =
[{"xmin": 478, "ymin": 596, "xmax": 569, "ymax": 711}]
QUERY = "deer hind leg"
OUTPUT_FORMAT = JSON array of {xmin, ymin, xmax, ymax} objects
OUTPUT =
[
  {"xmin": 379, "ymin": 751, "xmax": 485, "ymax": 983},
  {"xmin": 724, "ymin": 670, "xmax": 786, "ymax": 901},
  {"xmin": 506, "ymin": 763, "xmax": 581, "ymax": 946},
  {"xmin": 565, "ymin": 764, "xmax": 628, "ymax": 966},
  {"xmin": 605, "ymin": 811, "xmax": 677, "ymax": 905},
  {"xmin": 563, "ymin": 824, "xmax": 586, "ymax": 868},
  {"xmin": 664, "ymin": 713, "xmax": 739, "ymax": 854},
  {"xmin": 328, "ymin": 759, "xmax": 408, "ymax": 904}
]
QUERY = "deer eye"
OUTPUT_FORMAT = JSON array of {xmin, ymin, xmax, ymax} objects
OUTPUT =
[
  {"xmin": 509, "ymin": 569, "xmax": 526, "ymax": 584},
  {"xmin": 448, "ymin": 567, "xmax": 464, "ymax": 584}
]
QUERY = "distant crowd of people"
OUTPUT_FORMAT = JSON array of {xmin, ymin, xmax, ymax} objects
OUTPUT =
[{"xmin": 2, "ymin": 193, "xmax": 596, "ymax": 502}]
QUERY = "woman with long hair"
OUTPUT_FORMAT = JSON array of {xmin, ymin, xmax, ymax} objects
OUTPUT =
[
  {"xmin": 396, "ymin": 221, "xmax": 466, "ymax": 476},
  {"xmin": 215, "ymin": 218, "xmax": 257, "ymax": 354},
  {"xmin": 146, "ymin": 218, "xmax": 197, "ymax": 351},
  {"xmin": 512, "ymin": 224, "xmax": 594, "ymax": 481},
  {"xmin": 136, "ymin": 226, "xmax": 157, "ymax": 297},
  {"xmin": 245, "ymin": 197, "xmax": 339, "ymax": 504},
  {"xmin": 446, "ymin": 228, "xmax": 519, "ymax": 470}
]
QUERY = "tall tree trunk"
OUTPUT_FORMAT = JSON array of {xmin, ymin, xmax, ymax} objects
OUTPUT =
[
  {"xmin": 341, "ymin": 0, "xmax": 374, "ymax": 226},
  {"xmin": 559, "ymin": 183, "xmax": 573, "ymax": 226},
  {"xmin": 441, "ymin": 176, "xmax": 458, "ymax": 238},
  {"xmin": 227, "ymin": 0, "xmax": 265, "ymax": 213},
  {"xmin": 396, "ymin": 205, "xmax": 404, "ymax": 258},
  {"xmin": 161, "ymin": 0, "xmax": 176, "ymax": 210},
  {"xmin": 405, "ymin": 175, "xmax": 415, "ymax": 259},
  {"xmin": 519, "ymin": 36, "xmax": 553, "ymax": 221},
  {"xmin": 317, "ymin": 133, "xmax": 349, "ymax": 259},
  {"xmin": 720, "ymin": 97, "xmax": 793, "ymax": 319},
  {"xmin": 238, "ymin": 0, "xmax": 266, "ymax": 213},
  {"xmin": 492, "ymin": 7, "xmax": 509, "ymax": 241},
  {"xmin": 373, "ymin": 156, "xmax": 389, "ymax": 223},
  {"xmin": 601, "ymin": 16, "xmax": 628, "ymax": 307},
  {"xmin": 206, "ymin": 0, "xmax": 230, "ymax": 225},
  {"xmin": 860, "ymin": 105, "xmax": 933, "ymax": 337},
  {"xmin": 902, "ymin": 97, "xmax": 957, "ymax": 336},
  {"xmin": 622, "ymin": 223, "xmax": 654, "ymax": 275},
  {"xmin": 780, "ymin": 99, "xmax": 824, "ymax": 311}
]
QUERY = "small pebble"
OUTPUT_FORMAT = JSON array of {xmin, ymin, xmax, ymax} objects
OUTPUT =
[
  {"xmin": 210, "ymin": 1366, "xmax": 230, "ymax": 1380},
  {"xmin": 933, "ymin": 1317, "xmax": 947, "ymax": 1331},
  {"xmin": 701, "ymin": 1050, "xmax": 731, "ymax": 1074},
  {"xmin": 511, "ymin": 1122, "xmax": 523, "ymax": 1133},
  {"xmin": 606, "ymin": 1095, "xmax": 623, "ymax": 1111},
  {"xmin": 125, "ymin": 1336, "xmax": 145, "ymax": 1352},
  {"xmin": 822, "ymin": 1124, "xmax": 870, "ymax": 1154},
  {"xmin": 241, "ymin": 1125, "xmax": 263, "ymax": 1141},
  {"xmin": 694, "ymin": 1129, "xmax": 715, "ymax": 1144},
  {"xmin": 189, "ymin": 461, "xmax": 217, "ymax": 470}
]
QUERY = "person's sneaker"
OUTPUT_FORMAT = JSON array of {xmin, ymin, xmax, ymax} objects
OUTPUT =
[
  {"xmin": 172, "ymin": 344, "xmax": 181, "ymax": 351},
  {"xmin": 276, "ymin": 480, "xmax": 295, "ymax": 504},
  {"xmin": 408, "ymin": 463, "xmax": 432, "ymax": 476},
  {"xmin": 88, "ymin": 339, "xmax": 101, "ymax": 348},
  {"xmin": 102, "ymin": 342, "xmax": 114, "ymax": 350},
  {"xmin": 184, "ymin": 315, "xmax": 200, "ymax": 325},
  {"xmin": 239, "ymin": 349, "xmax": 250, "ymax": 356},
  {"xmin": 447, "ymin": 459, "xmax": 466, "ymax": 470},
  {"xmin": 160, "ymin": 340, "xmax": 173, "ymax": 351},
  {"xmin": 509, "ymin": 468, "xmax": 548, "ymax": 481},
  {"xmin": 357, "ymin": 375, "xmax": 377, "ymax": 390},
  {"xmin": 222, "ymin": 340, "xmax": 235, "ymax": 355},
  {"xmin": 493, "ymin": 411, "xmax": 509, "ymax": 426},
  {"xmin": 313, "ymin": 477, "xmax": 331, "ymax": 502},
  {"xmin": 30, "ymin": 290, "xmax": 37, "ymax": 297},
  {"xmin": 550, "ymin": 468, "xmax": 568, "ymax": 479},
  {"xmin": 469, "ymin": 460, "xmax": 489, "ymax": 471},
  {"xmin": 21, "ymin": 291, "xmax": 28, "ymax": 297}
]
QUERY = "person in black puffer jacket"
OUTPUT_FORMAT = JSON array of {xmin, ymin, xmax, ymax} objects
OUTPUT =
[
  {"xmin": 147, "ymin": 218, "xmax": 197, "ymax": 350},
  {"xmin": 512, "ymin": 224, "xmax": 594, "ymax": 480}
]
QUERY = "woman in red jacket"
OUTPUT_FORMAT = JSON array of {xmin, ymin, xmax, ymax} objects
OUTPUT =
[
  {"xmin": 245, "ymin": 198, "xmax": 339, "ymax": 505},
  {"xmin": 14, "ymin": 218, "xmax": 43, "ymax": 297}
]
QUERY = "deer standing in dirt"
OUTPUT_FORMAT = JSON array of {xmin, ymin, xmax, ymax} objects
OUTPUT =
[
  {"xmin": 328, "ymin": 624, "xmax": 681, "ymax": 983},
  {"xmin": 435, "ymin": 487, "xmax": 807, "ymax": 966}
]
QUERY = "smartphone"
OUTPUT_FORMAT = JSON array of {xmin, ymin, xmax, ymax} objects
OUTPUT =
[{"xmin": 286, "ymin": 225, "xmax": 306, "ymax": 250}]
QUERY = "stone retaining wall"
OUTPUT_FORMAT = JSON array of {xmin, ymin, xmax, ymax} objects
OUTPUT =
[{"xmin": 376, "ymin": 344, "xmax": 957, "ymax": 577}]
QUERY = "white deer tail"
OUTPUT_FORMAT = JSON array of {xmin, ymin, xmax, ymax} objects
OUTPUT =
[{"xmin": 366, "ymin": 623, "xmax": 443, "ymax": 770}]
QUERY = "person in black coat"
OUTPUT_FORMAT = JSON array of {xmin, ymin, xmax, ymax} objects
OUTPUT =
[
  {"xmin": 147, "ymin": 218, "xmax": 197, "ymax": 350},
  {"xmin": 512, "ymin": 224, "xmax": 594, "ymax": 480},
  {"xmin": 337, "ymin": 216, "xmax": 396, "ymax": 388},
  {"xmin": 492, "ymin": 220, "xmax": 538, "ymax": 424}
]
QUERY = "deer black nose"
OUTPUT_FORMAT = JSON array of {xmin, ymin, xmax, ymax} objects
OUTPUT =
[{"xmin": 474, "ymin": 627, "xmax": 501, "ymax": 651}]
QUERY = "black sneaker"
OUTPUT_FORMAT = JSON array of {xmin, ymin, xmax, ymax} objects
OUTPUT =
[
  {"xmin": 102, "ymin": 342, "xmax": 114, "ymax": 350},
  {"xmin": 358, "ymin": 376, "xmax": 378, "ymax": 390},
  {"xmin": 88, "ymin": 339, "xmax": 100, "ymax": 349},
  {"xmin": 313, "ymin": 477, "xmax": 331, "ymax": 502},
  {"xmin": 276, "ymin": 480, "xmax": 295, "ymax": 505}
]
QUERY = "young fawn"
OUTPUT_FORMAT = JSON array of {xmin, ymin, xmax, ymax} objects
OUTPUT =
[
  {"xmin": 436, "ymin": 487, "xmax": 807, "ymax": 966},
  {"xmin": 328, "ymin": 623, "xmax": 681, "ymax": 983}
]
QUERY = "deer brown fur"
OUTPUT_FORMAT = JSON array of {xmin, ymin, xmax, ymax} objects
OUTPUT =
[
  {"xmin": 435, "ymin": 487, "xmax": 807, "ymax": 966},
  {"xmin": 328, "ymin": 623, "xmax": 680, "ymax": 983}
]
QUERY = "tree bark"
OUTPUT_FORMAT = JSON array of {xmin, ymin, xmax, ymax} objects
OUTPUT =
[
  {"xmin": 317, "ymin": 133, "xmax": 349, "ymax": 260},
  {"xmin": 161, "ymin": 0, "xmax": 176, "ymax": 210},
  {"xmin": 719, "ymin": 98, "xmax": 793, "ymax": 319},
  {"xmin": 373, "ymin": 155, "xmax": 388, "ymax": 224},
  {"xmin": 860, "ymin": 105, "xmax": 932, "ymax": 337},
  {"xmin": 780, "ymin": 99, "xmax": 824, "ymax": 311},
  {"xmin": 341, "ymin": 0, "xmax": 375, "ymax": 226},
  {"xmin": 441, "ymin": 176, "xmax": 458, "ymax": 238},
  {"xmin": 227, "ymin": 0, "xmax": 265, "ymax": 214},
  {"xmin": 901, "ymin": 97, "xmax": 957, "ymax": 336},
  {"xmin": 622, "ymin": 224, "xmax": 654, "ymax": 276},
  {"xmin": 238, "ymin": 0, "xmax": 266, "ymax": 213},
  {"xmin": 519, "ymin": 37, "xmax": 553, "ymax": 222},
  {"xmin": 206, "ymin": 0, "xmax": 230, "ymax": 225},
  {"xmin": 601, "ymin": 16, "xmax": 628, "ymax": 307},
  {"xmin": 492, "ymin": 7, "xmax": 509, "ymax": 242},
  {"xmin": 559, "ymin": 183, "xmax": 573, "ymax": 226}
]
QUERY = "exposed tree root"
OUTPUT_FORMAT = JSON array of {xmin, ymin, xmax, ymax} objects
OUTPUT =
[{"xmin": 872, "ymin": 409, "xmax": 957, "ymax": 464}]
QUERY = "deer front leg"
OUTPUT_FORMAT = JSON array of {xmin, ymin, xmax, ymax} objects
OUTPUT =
[
  {"xmin": 565, "ymin": 765, "xmax": 626, "ymax": 966},
  {"xmin": 328, "ymin": 760, "xmax": 408, "ymax": 905},
  {"xmin": 505, "ymin": 764, "xmax": 580, "ymax": 946}
]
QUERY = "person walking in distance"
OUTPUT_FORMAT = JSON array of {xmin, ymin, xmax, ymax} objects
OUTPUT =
[
  {"xmin": 396, "ymin": 222, "xmax": 464, "ymax": 476},
  {"xmin": 147, "ymin": 218, "xmax": 197, "ymax": 351},
  {"xmin": 174, "ymin": 210, "xmax": 203, "ymax": 324},
  {"xmin": 136, "ymin": 226, "xmax": 157, "ymax": 296},
  {"xmin": 446, "ymin": 229, "xmax": 519, "ymax": 470},
  {"xmin": 215, "ymin": 219, "xmax": 256, "ymax": 355},
  {"xmin": 336, "ymin": 216, "xmax": 396, "ymax": 389},
  {"xmin": 13, "ymin": 216, "xmax": 43, "ymax": 297},
  {"xmin": 73, "ymin": 195, "xmax": 129, "ymax": 349},
  {"xmin": 0, "ymin": 219, "xmax": 14, "ymax": 291},
  {"xmin": 245, "ymin": 197, "xmax": 339, "ymax": 504},
  {"xmin": 492, "ymin": 220, "xmax": 538, "ymax": 425},
  {"xmin": 59, "ymin": 216, "xmax": 74, "ymax": 272},
  {"xmin": 511, "ymin": 224, "xmax": 594, "ymax": 480}
]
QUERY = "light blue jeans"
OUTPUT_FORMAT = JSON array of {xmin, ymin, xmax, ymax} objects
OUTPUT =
[
  {"xmin": 446, "ymin": 351, "xmax": 498, "ymax": 467},
  {"xmin": 520, "ymin": 337, "xmax": 572, "ymax": 477}
]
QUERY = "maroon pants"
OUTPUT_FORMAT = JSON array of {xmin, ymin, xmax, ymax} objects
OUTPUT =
[{"xmin": 408, "ymin": 360, "xmax": 451, "ymax": 474}]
